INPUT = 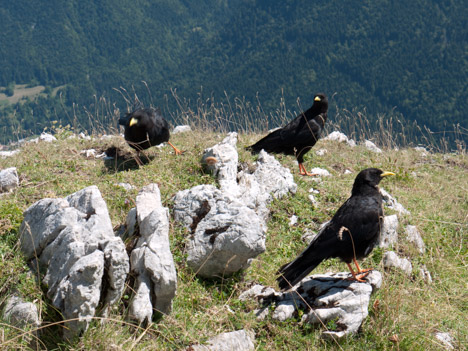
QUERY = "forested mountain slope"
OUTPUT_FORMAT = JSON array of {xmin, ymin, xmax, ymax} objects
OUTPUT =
[{"xmin": 0, "ymin": 0, "xmax": 466, "ymax": 145}]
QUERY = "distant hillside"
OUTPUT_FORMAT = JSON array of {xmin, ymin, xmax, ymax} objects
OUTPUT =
[{"xmin": 0, "ymin": 0, "xmax": 466, "ymax": 145}]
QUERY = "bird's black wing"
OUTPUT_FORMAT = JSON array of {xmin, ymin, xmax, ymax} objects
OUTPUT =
[
  {"xmin": 277, "ymin": 194, "xmax": 381, "ymax": 290},
  {"xmin": 280, "ymin": 113, "xmax": 325, "ymax": 148}
]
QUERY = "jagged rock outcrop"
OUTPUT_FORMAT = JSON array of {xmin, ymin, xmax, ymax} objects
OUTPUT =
[
  {"xmin": 173, "ymin": 185, "xmax": 266, "ymax": 278},
  {"xmin": 127, "ymin": 184, "xmax": 177, "ymax": 324},
  {"xmin": 19, "ymin": 186, "xmax": 129, "ymax": 339},
  {"xmin": 175, "ymin": 133, "xmax": 296, "ymax": 278},
  {"xmin": 240, "ymin": 271, "xmax": 382, "ymax": 339}
]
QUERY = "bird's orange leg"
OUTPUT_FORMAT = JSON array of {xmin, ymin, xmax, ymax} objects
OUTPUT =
[
  {"xmin": 168, "ymin": 141, "xmax": 183, "ymax": 155},
  {"xmin": 352, "ymin": 258, "xmax": 373, "ymax": 280},
  {"xmin": 346, "ymin": 263, "xmax": 367, "ymax": 282},
  {"xmin": 298, "ymin": 163, "xmax": 317, "ymax": 176}
]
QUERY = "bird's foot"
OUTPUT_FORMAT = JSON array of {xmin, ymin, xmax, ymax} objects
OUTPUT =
[
  {"xmin": 168, "ymin": 141, "xmax": 184, "ymax": 155},
  {"xmin": 298, "ymin": 164, "xmax": 317, "ymax": 176}
]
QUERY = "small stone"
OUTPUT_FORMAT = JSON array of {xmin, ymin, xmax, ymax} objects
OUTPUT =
[
  {"xmin": 382, "ymin": 251, "xmax": 412, "ymax": 276},
  {"xmin": 188, "ymin": 330, "xmax": 255, "ymax": 351},
  {"xmin": 172, "ymin": 125, "xmax": 191, "ymax": 134},
  {"xmin": 315, "ymin": 148, "xmax": 327, "ymax": 156},
  {"xmin": 289, "ymin": 215, "xmax": 298, "ymax": 226},
  {"xmin": 40, "ymin": 132, "xmax": 57, "ymax": 142},
  {"xmin": 419, "ymin": 265, "xmax": 432, "ymax": 284},
  {"xmin": 310, "ymin": 167, "xmax": 331, "ymax": 177},
  {"xmin": 405, "ymin": 225, "xmax": 425, "ymax": 254},
  {"xmin": 117, "ymin": 182, "xmax": 134, "ymax": 191},
  {"xmin": 434, "ymin": 332, "xmax": 455, "ymax": 350},
  {"xmin": 0, "ymin": 167, "xmax": 19, "ymax": 193},
  {"xmin": 363, "ymin": 140, "xmax": 382, "ymax": 153}
]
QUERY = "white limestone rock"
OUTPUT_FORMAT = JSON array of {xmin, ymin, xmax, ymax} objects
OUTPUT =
[
  {"xmin": 0, "ymin": 149, "xmax": 20, "ymax": 158},
  {"xmin": 419, "ymin": 265, "xmax": 433, "ymax": 284},
  {"xmin": 379, "ymin": 215, "xmax": 399, "ymax": 248},
  {"xmin": 380, "ymin": 188, "xmax": 410, "ymax": 215},
  {"xmin": 310, "ymin": 167, "xmax": 331, "ymax": 177},
  {"xmin": 405, "ymin": 225, "xmax": 425, "ymax": 254},
  {"xmin": 19, "ymin": 186, "xmax": 129, "ymax": 339},
  {"xmin": 382, "ymin": 251, "xmax": 412, "ymax": 276},
  {"xmin": 40, "ymin": 132, "xmax": 57, "ymax": 142},
  {"xmin": 363, "ymin": 140, "xmax": 382, "ymax": 153},
  {"xmin": 128, "ymin": 184, "xmax": 177, "ymax": 324},
  {"xmin": 172, "ymin": 125, "xmax": 192, "ymax": 134},
  {"xmin": 201, "ymin": 132, "xmax": 239, "ymax": 195},
  {"xmin": 173, "ymin": 185, "xmax": 266, "ymax": 278},
  {"xmin": 189, "ymin": 329, "xmax": 255, "ymax": 351},
  {"xmin": 0, "ymin": 167, "xmax": 19, "ymax": 193},
  {"xmin": 242, "ymin": 271, "xmax": 382, "ymax": 339},
  {"xmin": 434, "ymin": 332, "xmax": 455, "ymax": 350}
]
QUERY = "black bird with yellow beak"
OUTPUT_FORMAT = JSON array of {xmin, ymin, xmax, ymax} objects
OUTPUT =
[
  {"xmin": 277, "ymin": 168, "xmax": 395, "ymax": 290},
  {"xmin": 247, "ymin": 93, "xmax": 328, "ymax": 176},
  {"xmin": 119, "ymin": 107, "xmax": 182, "ymax": 163}
]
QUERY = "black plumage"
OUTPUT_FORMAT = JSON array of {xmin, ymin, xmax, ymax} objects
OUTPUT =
[
  {"xmin": 247, "ymin": 93, "xmax": 328, "ymax": 176},
  {"xmin": 277, "ymin": 168, "xmax": 395, "ymax": 290},
  {"xmin": 119, "ymin": 107, "xmax": 181, "ymax": 160}
]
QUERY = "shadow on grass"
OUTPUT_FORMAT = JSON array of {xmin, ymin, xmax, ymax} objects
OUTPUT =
[{"xmin": 102, "ymin": 146, "xmax": 156, "ymax": 173}]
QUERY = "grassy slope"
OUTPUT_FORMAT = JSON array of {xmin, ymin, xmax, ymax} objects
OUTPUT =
[{"xmin": 0, "ymin": 128, "xmax": 466, "ymax": 350}]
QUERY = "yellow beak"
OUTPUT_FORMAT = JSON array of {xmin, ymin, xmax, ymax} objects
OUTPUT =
[
  {"xmin": 314, "ymin": 96, "xmax": 321, "ymax": 102},
  {"xmin": 129, "ymin": 117, "xmax": 138, "ymax": 127},
  {"xmin": 381, "ymin": 171, "xmax": 395, "ymax": 177}
]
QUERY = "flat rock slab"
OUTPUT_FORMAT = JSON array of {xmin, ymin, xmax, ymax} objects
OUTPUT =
[
  {"xmin": 240, "ymin": 271, "xmax": 382, "ymax": 339},
  {"xmin": 19, "ymin": 186, "xmax": 129, "ymax": 339},
  {"xmin": 188, "ymin": 329, "xmax": 255, "ymax": 351}
]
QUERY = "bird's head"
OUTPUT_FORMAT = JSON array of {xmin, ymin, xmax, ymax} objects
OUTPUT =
[
  {"xmin": 313, "ymin": 93, "xmax": 328, "ymax": 111},
  {"xmin": 352, "ymin": 168, "xmax": 395, "ymax": 194}
]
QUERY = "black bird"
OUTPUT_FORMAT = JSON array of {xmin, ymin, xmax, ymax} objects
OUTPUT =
[
  {"xmin": 277, "ymin": 168, "xmax": 395, "ymax": 290},
  {"xmin": 247, "ymin": 93, "xmax": 328, "ymax": 176},
  {"xmin": 119, "ymin": 107, "xmax": 182, "ymax": 163}
]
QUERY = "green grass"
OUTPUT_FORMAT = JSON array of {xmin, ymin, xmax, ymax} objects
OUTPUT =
[{"xmin": 0, "ymin": 126, "xmax": 466, "ymax": 350}]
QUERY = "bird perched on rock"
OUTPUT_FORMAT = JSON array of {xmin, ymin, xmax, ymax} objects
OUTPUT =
[
  {"xmin": 119, "ymin": 107, "xmax": 182, "ymax": 163},
  {"xmin": 246, "ymin": 93, "xmax": 328, "ymax": 176},
  {"xmin": 277, "ymin": 168, "xmax": 395, "ymax": 290}
]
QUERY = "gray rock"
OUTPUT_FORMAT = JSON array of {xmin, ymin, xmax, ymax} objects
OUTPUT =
[
  {"xmin": 19, "ymin": 186, "xmax": 129, "ymax": 339},
  {"xmin": 379, "ymin": 215, "xmax": 399, "ymax": 248},
  {"xmin": 189, "ymin": 330, "xmax": 255, "ymax": 351},
  {"xmin": 380, "ymin": 188, "xmax": 410, "ymax": 215},
  {"xmin": 172, "ymin": 125, "xmax": 192, "ymax": 134},
  {"xmin": 173, "ymin": 185, "xmax": 266, "ymax": 278},
  {"xmin": 201, "ymin": 132, "xmax": 239, "ymax": 195},
  {"xmin": 0, "ymin": 167, "xmax": 19, "ymax": 193},
  {"xmin": 324, "ymin": 131, "xmax": 356, "ymax": 147},
  {"xmin": 382, "ymin": 251, "xmax": 412, "ymax": 276},
  {"xmin": 288, "ymin": 215, "xmax": 298, "ymax": 226},
  {"xmin": 315, "ymin": 148, "xmax": 327, "ymax": 156},
  {"xmin": 363, "ymin": 140, "xmax": 382, "ymax": 153},
  {"xmin": 3, "ymin": 296, "xmax": 41, "ymax": 328},
  {"xmin": 405, "ymin": 225, "xmax": 425, "ymax": 254},
  {"xmin": 242, "ymin": 271, "xmax": 382, "ymax": 339},
  {"xmin": 128, "ymin": 184, "xmax": 177, "ymax": 324}
]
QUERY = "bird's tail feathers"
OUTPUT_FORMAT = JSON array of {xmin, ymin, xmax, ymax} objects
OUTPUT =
[{"xmin": 277, "ymin": 256, "xmax": 323, "ymax": 290}]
